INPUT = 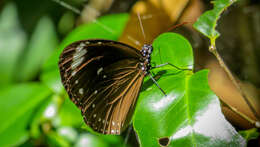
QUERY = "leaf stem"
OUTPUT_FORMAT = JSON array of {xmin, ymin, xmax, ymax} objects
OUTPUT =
[{"xmin": 209, "ymin": 38, "xmax": 260, "ymax": 122}]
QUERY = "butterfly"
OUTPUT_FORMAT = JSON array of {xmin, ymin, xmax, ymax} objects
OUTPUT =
[{"xmin": 58, "ymin": 39, "xmax": 159, "ymax": 134}]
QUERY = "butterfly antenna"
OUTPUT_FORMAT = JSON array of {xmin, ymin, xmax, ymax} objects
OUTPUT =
[
  {"xmin": 149, "ymin": 73, "xmax": 167, "ymax": 96},
  {"xmin": 137, "ymin": 12, "xmax": 146, "ymax": 43},
  {"xmin": 165, "ymin": 21, "xmax": 192, "ymax": 32},
  {"xmin": 51, "ymin": 0, "xmax": 81, "ymax": 15}
]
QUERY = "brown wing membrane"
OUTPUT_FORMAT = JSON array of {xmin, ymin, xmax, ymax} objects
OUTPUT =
[
  {"xmin": 82, "ymin": 59, "xmax": 144, "ymax": 134},
  {"xmin": 58, "ymin": 39, "xmax": 144, "ymax": 134}
]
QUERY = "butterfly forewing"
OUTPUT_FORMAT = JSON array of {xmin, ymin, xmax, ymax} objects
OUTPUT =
[{"xmin": 58, "ymin": 39, "xmax": 145, "ymax": 134}]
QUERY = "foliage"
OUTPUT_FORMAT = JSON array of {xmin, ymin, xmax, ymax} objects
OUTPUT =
[
  {"xmin": 133, "ymin": 33, "xmax": 245, "ymax": 147},
  {"xmin": 193, "ymin": 0, "xmax": 237, "ymax": 44},
  {"xmin": 239, "ymin": 128, "xmax": 260, "ymax": 142},
  {"xmin": 0, "ymin": 0, "xmax": 249, "ymax": 146}
]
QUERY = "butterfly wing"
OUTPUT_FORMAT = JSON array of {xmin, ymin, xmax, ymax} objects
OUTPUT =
[{"xmin": 58, "ymin": 39, "xmax": 145, "ymax": 134}]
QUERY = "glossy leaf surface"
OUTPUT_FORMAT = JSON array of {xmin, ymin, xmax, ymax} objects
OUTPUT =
[{"xmin": 133, "ymin": 33, "xmax": 246, "ymax": 147}]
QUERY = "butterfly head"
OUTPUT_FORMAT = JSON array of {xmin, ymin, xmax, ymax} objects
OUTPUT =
[{"xmin": 140, "ymin": 44, "xmax": 153, "ymax": 75}]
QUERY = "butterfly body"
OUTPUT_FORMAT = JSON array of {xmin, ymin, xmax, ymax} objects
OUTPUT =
[{"xmin": 59, "ymin": 39, "xmax": 153, "ymax": 134}]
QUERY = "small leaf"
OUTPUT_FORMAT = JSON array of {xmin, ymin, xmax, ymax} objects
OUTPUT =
[
  {"xmin": 133, "ymin": 33, "xmax": 246, "ymax": 147},
  {"xmin": 0, "ymin": 83, "xmax": 52, "ymax": 146},
  {"xmin": 18, "ymin": 16, "xmax": 58, "ymax": 81},
  {"xmin": 193, "ymin": 0, "xmax": 237, "ymax": 41},
  {"xmin": 151, "ymin": 33, "xmax": 194, "ymax": 71},
  {"xmin": 41, "ymin": 13, "xmax": 129, "ymax": 93},
  {"xmin": 0, "ymin": 3, "xmax": 27, "ymax": 85},
  {"xmin": 239, "ymin": 128, "xmax": 260, "ymax": 142}
]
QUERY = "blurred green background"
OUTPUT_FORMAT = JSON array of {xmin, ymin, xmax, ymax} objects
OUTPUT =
[{"xmin": 0, "ymin": 0, "xmax": 135, "ymax": 146}]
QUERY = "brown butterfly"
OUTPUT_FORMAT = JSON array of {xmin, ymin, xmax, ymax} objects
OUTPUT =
[{"xmin": 58, "ymin": 39, "xmax": 156, "ymax": 134}]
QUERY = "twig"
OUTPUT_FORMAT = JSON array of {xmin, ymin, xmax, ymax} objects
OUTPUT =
[
  {"xmin": 209, "ymin": 40, "xmax": 260, "ymax": 121},
  {"xmin": 51, "ymin": 0, "xmax": 81, "ymax": 15},
  {"xmin": 220, "ymin": 99, "xmax": 259, "ymax": 128}
]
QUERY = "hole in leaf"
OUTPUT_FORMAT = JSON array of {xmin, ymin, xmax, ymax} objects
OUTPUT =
[{"xmin": 158, "ymin": 137, "xmax": 170, "ymax": 147}]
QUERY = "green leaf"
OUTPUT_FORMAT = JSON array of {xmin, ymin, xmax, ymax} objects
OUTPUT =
[
  {"xmin": 41, "ymin": 13, "xmax": 129, "ymax": 93},
  {"xmin": 46, "ymin": 131, "xmax": 71, "ymax": 147},
  {"xmin": 79, "ymin": 126, "xmax": 124, "ymax": 147},
  {"xmin": 58, "ymin": 97, "xmax": 84, "ymax": 127},
  {"xmin": 0, "ymin": 3, "xmax": 27, "ymax": 85},
  {"xmin": 0, "ymin": 83, "xmax": 52, "ymax": 146},
  {"xmin": 18, "ymin": 16, "xmax": 58, "ymax": 81},
  {"xmin": 239, "ymin": 128, "xmax": 260, "ymax": 142},
  {"xmin": 193, "ymin": 0, "xmax": 237, "ymax": 41},
  {"xmin": 151, "ymin": 33, "xmax": 194, "ymax": 71},
  {"xmin": 0, "ymin": 109, "xmax": 33, "ymax": 147},
  {"xmin": 74, "ymin": 134, "xmax": 109, "ymax": 147},
  {"xmin": 133, "ymin": 33, "xmax": 245, "ymax": 147}
]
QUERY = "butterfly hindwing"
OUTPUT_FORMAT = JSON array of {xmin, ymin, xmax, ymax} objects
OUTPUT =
[{"xmin": 58, "ymin": 39, "xmax": 144, "ymax": 134}]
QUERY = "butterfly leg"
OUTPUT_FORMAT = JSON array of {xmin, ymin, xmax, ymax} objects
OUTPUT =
[
  {"xmin": 151, "ymin": 62, "xmax": 192, "ymax": 71},
  {"xmin": 148, "ymin": 73, "xmax": 167, "ymax": 96}
]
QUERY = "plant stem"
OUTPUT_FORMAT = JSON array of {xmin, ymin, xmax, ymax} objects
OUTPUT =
[
  {"xmin": 209, "ymin": 40, "xmax": 260, "ymax": 121},
  {"xmin": 220, "ymin": 99, "xmax": 259, "ymax": 128}
]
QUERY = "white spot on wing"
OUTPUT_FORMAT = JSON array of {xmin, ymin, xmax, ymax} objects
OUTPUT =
[
  {"xmin": 97, "ymin": 67, "xmax": 103, "ymax": 75},
  {"xmin": 76, "ymin": 46, "xmax": 83, "ymax": 51},
  {"xmin": 111, "ymin": 130, "xmax": 115, "ymax": 134},
  {"xmin": 72, "ymin": 71, "xmax": 77, "ymax": 76},
  {"xmin": 79, "ymin": 88, "xmax": 84, "ymax": 95},
  {"xmin": 94, "ymin": 90, "xmax": 98, "ymax": 94},
  {"xmin": 98, "ymin": 118, "xmax": 101, "ymax": 122},
  {"xmin": 72, "ymin": 42, "xmax": 87, "ymax": 70},
  {"xmin": 103, "ymin": 75, "xmax": 107, "ymax": 78},
  {"xmin": 93, "ymin": 114, "xmax": 96, "ymax": 118},
  {"xmin": 112, "ymin": 121, "xmax": 115, "ymax": 126},
  {"xmin": 73, "ymin": 49, "xmax": 87, "ymax": 60},
  {"xmin": 71, "ymin": 57, "xmax": 84, "ymax": 69},
  {"xmin": 92, "ymin": 104, "xmax": 95, "ymax": 108},
  {"xmin": 76, "ymin": 42, "xmax": 85, "ymax": 51},
  {"xmin": 97, "ymin": 42, "xmax": 102, "ymax": 45},
  {"xmin": 80, "ymin": 42, "xmax": 85, "ymax": 46},
  {"xmin": 75, "ymin": 80, "xmax": 78, "ymax": 84}
]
